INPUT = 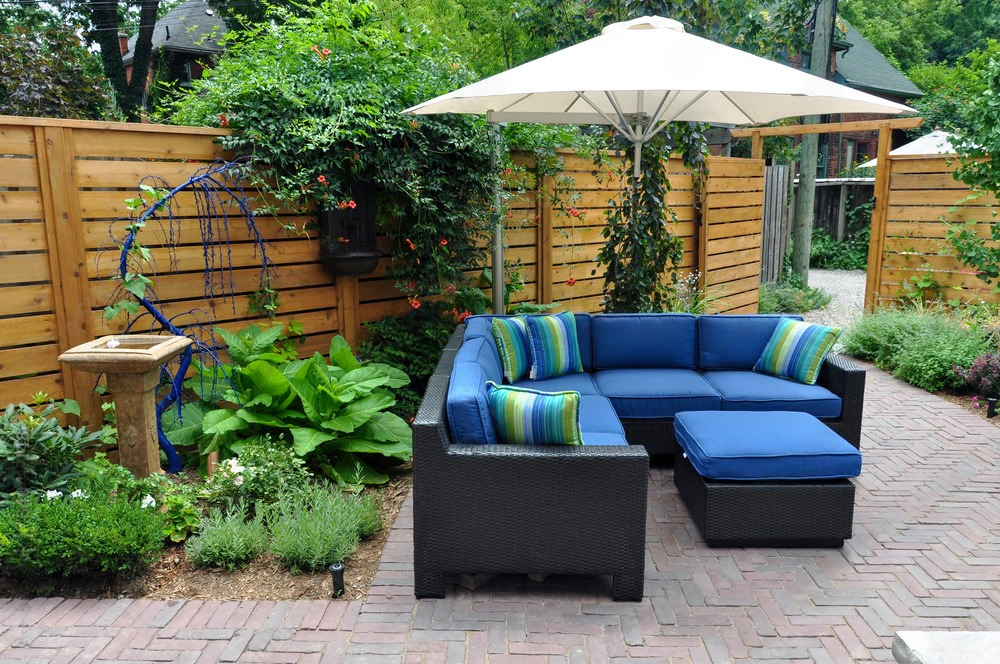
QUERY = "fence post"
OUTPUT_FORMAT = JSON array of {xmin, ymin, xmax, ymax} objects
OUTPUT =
[
  {"xmin": 751, "ymin": 131, "xmax": 764, "ymax": 160},
  {"xmin": 35, "ymin": 126, "xmax": 102, "ymax": 426},
  {"xmin": 536, "ymin": 175, "xmax": 555, "ymax": 305},
  {"xmin": 336, "ymin": 275, "xmax": 361, "ymax": 347},
  {"xmin": 863, "ymin": 123, "xmax": 893, "ymax": 312}
]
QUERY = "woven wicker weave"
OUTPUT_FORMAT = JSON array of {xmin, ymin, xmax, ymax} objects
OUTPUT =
[
  {"xmin": 673, "ymin": 451, "xmax": 856, "ymax": 547},
  {"xmin": 413, "ymin": 327, "xmax": 650, "ymax": 601}
]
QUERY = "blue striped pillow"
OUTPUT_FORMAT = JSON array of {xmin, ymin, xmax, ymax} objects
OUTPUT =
[
  {"xmin": 524, "ymin": 311, "xmax": 584, "ymax": 380},
  {"xmin": 486, "ymin": 382, "xmax": 582, "ymax": 445},
  {"xmin": 754, "ymin": 318, "xmax": 842, "ymax": 385},
  {"xmin": 491, "ymin": 317, "xmax": 531, "ymax": 383}
]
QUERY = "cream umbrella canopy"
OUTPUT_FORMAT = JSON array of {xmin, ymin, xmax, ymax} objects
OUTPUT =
[{"xmin": 404, "ymin": 15, "xmax": 915, "ymax": 312}]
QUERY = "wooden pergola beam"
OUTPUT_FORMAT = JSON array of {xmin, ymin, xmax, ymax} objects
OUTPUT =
[{"xmin": 731, "ymin": 116, "xmax": 923, "ymax": 139}]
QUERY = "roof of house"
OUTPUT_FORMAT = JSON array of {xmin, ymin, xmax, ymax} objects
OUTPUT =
[
  {"xmin": 122, "ymin": 0, "xmax": 227, "ymax": 65},
  {"xmin": 834, "ymin": 20, "xmax": 923, "ymax": 99}
]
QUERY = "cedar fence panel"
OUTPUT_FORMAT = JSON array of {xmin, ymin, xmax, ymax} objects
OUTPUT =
[
  {"xmin": 0, "ymin": 118, "xmax": 765, "ymax": 423},
  {"xmin": 865, "ymin": 154, "xmax": 998, "ymax": 308}
]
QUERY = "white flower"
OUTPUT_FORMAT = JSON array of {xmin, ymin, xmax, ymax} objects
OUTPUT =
[
  {"xmin": 106, "ymin": 338, "xmax": 121, "ymax": 349},
  {"xmin": 225, "ymin": 458, "xmax": 245, "ymax": 474},
  {"xmin": 45, "ymin": 490, "xmax": 62, "ymax": 500},
  {"xmin": 70, "ymin": 489, "xmax": 87, "ymax": 499},
  {"xmin": 141, "ymin": 494, "xmax": 156, "ymax": 509},
  {"xmin": 233, "ymin": 475, "xmax": 244, "ymax": 487}
]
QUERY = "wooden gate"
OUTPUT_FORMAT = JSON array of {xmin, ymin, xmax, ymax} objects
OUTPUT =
[{"xmin": 759, "ymin": 164, "xmax": 791, "ymax": 282}]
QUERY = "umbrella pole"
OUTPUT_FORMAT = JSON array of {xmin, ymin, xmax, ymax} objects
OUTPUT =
[{"xmin": 490, "ymin": 122, "xmax": 505, "ymax": 315}]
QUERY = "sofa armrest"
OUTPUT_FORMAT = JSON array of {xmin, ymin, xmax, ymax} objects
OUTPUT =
[{"xmin": 816, "ymin": 352, "xmax": 865, "ymax": 448}]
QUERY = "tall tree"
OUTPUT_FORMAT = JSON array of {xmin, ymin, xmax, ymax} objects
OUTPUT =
[{"xmin": 87, "ymin": 0, "xmax": 160, "ymax": 120}]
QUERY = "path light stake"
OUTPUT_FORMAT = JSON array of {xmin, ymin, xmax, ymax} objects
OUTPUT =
[
  {"xmin": 988, "ymin": 398, "xmax": 997, "ymax": 419},
  {"xmin": 329, "ymin": 562, "xmax": 345, "ymax": 598}
]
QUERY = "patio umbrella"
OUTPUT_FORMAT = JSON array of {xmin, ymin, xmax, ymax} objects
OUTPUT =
[
  {"xmin": 403, "ymin": 15, "xmax": 915, "ymax": 312},
  {"xmin": 857, "ymin": 129, "xmax": 956, "ymax": 168}
]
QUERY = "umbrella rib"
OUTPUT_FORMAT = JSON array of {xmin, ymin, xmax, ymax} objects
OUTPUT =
[
  {"xmin": 605, "ymin": 92, "xmax": 639, "ymax": 140},
  {"xmin": 647, "ymin": 91, "xmax": 710, "ymax": 139},
  {"xmin": 719, "ymin": 92, "xmax": 756, "ymax": 125},
  {"xmin": 640, "ymin": 91, "xmax": 677, "ymax": 141},
  {"xmin": 495, "ymin": 93, "xmax": 536, "ymax": 114},
  {"xmin": 578, "ymin": 92, "xmax": 633, "ymax": 138}
]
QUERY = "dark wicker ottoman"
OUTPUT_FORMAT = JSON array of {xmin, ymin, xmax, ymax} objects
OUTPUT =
[{"xmin": 672, "ymin": 411, "xmax": 860, "ymax": 548}]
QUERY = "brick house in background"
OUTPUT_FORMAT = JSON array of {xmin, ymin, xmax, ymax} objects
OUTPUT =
[
  {"xmin": 820, "ymin": 20, "xmax": 923, "ymax": 176},
  {"xmin": 121, "ymin": 0, "xmax": 227, "ymax": 96}
]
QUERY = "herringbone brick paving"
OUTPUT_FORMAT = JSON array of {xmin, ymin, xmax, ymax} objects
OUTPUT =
[{"xmin": 3, "ymin": 362, "xmax": 999, "ymax": 663}]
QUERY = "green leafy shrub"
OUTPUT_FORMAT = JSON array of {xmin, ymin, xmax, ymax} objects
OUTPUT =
[
  {"xmin": 74, "ymin": 454, "xmax": 202, "ymax": 542},
  {"xmin": 758, "ymin": 278, "xmax": 833, "ymax": 314},
  {"xmin": 0, "ymin": 398, "xmax": 103, "ymax": 504},
  {"xmin": 185, "ymin": 506, "xmax": 268, "ymax": 571},
  {"xmin": 843, "ymin": 309, "xmax": 990, "ymax": 392},
  {"xmin": 0, "ymin": 493, "xmax": 164, "ymax": 580},
  {"xmin": 810, "ymin": 227, "xmax": 871, "ymax": 270},
  {"xmin": 183, "ymin": 329, "xmax": 412, "ymax": 487},
  {"xmin": 265, "ymin": 484, "xmax": 381, "ymax": 573},
  {"xmin": 893, "ymin": 322, "xmax": 990, "ymax": 392},
  {"xmin": 358, "ymin": 302, "xmax": 457, "ymax": 419},
  {"xmin": 203, "ymin": 434, "xmax": 313, "ymax": 511}
]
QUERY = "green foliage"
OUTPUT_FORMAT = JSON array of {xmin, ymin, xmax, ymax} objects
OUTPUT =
[
  {"xmin": 758, "ymin": 281, "xmax": 834, "ymax": 314},
  {"xmin": 164, "ymin": 0, "xmax": 495, "ymax": 307},
  {"xmin": 203, "ymin": 434, "xmax": 314, "ymax": 511},
  {"xmin": 0, "ymin": 26, "xmax": 114, "ymax": 120},
  {"xmin": 843, "ymin": 308, "xmax": 990, "ymax": 391},
  {"xmin": 358, "ymin": 302, "xmax": 458, "ymax": 420},
  {"xmin": 188, "ymin": 330, "xmax": 411, "ymax": 487},
  {"xmin": 185, "ymin": 505, "xmax": 268, "ymax": 570},
  {"xmin": 264, "ymin": 484, "xmax": 381, "ymax": 573},
  {"xmin": 909, "ymin": 40, "xmax": 1000, "ymax": 135},
  {"xmin": 0, "ymin": 399, "xmax": 104, "ymax": 504},
  {"xmin": 0, "ymin": 493, "xmax": 165, "ymax": 581},
  {"xmin": 810, "ymin": 227, "xmax": 871, "ymax": 270},
  {"xmin": 74, "ymin": 453, "xmax": 202, "ymax": 543}
]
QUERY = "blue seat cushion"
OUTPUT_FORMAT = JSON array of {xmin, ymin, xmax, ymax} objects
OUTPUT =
[
  {"xmin": 592, "ymin": 313, "xmax": 697, "ymax": 369},
  {"xmin": 579, "ymin": 395, "xmax": 628, "ymax": 446},
  {"xmin": 593, "ymin": 368, "xmax": 721, "ymax": 419},
  {"xmin": 697, "ymin": 314, "xmax": 802, "ymax": 370},
  {"xmin": 446, "ymin": 337, "xmax": 503, "ymax": 445},
  {"xmin": 514, "ymin": 372, "xmax": 599, "ymax": 395},
  {"xmin": 702, "ymin": 370, "xmax": 841, "ymax": 418},
  {"xmin": 674, "ymin": 411, "xmax": 862, "ymax": 480}
]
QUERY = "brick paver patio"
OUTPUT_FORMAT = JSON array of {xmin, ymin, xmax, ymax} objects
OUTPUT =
[{"xmin": 2, "ymin": 361, "xmax": 999, "ymax": 663}]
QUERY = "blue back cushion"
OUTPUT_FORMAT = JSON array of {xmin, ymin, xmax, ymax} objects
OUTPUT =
[
  {"xmin": 592, "ymin": 313, "xmax": 697, "ymax": 369},
  {"xmin": 697, "ymin": 314, "xmax": 803, "ymax": 370},
  {"xmin": 446, "ymin": 337, "xmax": 502, "ymax": 445},
  {"xmin": 574, "ymin": 313, "xmax": 593, "ymax": 372}
]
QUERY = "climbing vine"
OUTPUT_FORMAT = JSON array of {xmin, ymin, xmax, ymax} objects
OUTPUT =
[{"xmin": 597, "ymin": 123, "xmax": 711, "ymax": 312}]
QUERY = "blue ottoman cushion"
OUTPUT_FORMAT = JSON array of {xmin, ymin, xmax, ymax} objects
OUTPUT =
[
  {"xmin": 702, "ymin": 370, "xmax": 842, "ymax": 418},
  {"xmin": 674, "ymin": 411, "xmax": 862, "ymax": 481},
  {"xmin": 593, "ymin": 368, "xmax": 722, "ymax": 418}
]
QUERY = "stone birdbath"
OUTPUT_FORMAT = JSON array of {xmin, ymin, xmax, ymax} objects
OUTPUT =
[{"xmin": 59, "ymin": 334, "xmax": 193, "ymax": 477}]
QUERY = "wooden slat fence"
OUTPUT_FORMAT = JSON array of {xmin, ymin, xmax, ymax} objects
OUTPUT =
[
  {"xmin": 0, "ymin": 118, "xmax": 766, "ymax": 423},
  {"xmin": 865, "ymin": 154, "xmax": 998, "ymax": 308}
]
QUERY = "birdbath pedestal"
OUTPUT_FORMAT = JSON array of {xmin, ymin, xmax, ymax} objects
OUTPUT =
[{"xmin": 59, "ymin": 334, "xmax": 193, "ymax": 477}]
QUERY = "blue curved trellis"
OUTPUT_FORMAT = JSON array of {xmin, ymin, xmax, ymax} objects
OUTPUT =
[{"xmin": 113, "ymin": 159, "xmax": 273, "ymax": 473}]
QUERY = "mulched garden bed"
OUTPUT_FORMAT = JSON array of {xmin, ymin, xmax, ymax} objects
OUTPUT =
[{"xmin": 0, "ymin": 467, "xmax": 411, "ymax": 601}]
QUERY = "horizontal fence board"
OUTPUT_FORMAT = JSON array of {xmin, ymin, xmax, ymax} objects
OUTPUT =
[
  {"xmin": 0, "ymin": 221, "xmax": 47, "ymax": 252},
  {"xmin": 0, "ymin": 344, "xmax": 61, "ymax": 381},
  {"xmin": 72, "ymin": 128, "xmax": 227, "ymax": 160},
  {"xmin": 0, "ymin": 125, "xmax": 38, "ymax": 155},
  {"xmin": 704, "ymin": 247, "xmax": 762, "ymax": 272},
  {"xmin": 0, "ymin": 157, "xmax": 40, "ymax": 187},
  {"xmin": 0, "ymin": 190, "xmax": 44, "ymax": 219},
  {"xmin": 82, "ymin": 216, "xmax": 314, "ymax": 249},
  {"xmin": 707, "ymin": 220, "xmax": 762, "ymax": 240},
  {"xmin": 890, "ymin": 172, "xmax": 966, "ymax": 190},
  {"xmin": 0, "ymin": 284, "xmax": 53, "ymax": 315},
  {"xmin": 705, "ymin": 205, "xmax": 764, "ymax": 224},
  {"xmin": 886, "ymin": 205, "xmax": 998, "ymax": 223},
  {"xmin": 888, "ymin": 188, "xmax": 998, "ymax": 207},
  {"xmin": 706, "ymin": 234, "xmax": 761, "ymax": 255},
  {"xmin": 0, "ymin": 313, "xmax": 57, "ymax": 347},
  {"xmin": 0, "ymin": 253, "xmax": 50, "ymax": 285},
  {"xmin": 887, "ymin": 157, "xmax": 960, "ymax": 174},
  {"xmin": 0, "ymin": 373, "xmax": 64, "ymax": 402}
]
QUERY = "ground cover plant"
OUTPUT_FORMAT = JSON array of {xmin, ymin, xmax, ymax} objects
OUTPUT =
[{"xmin": 843, "ymin": 305, "xmax": 993, "ymax": 393}]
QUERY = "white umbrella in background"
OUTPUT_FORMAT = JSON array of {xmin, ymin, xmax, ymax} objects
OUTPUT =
[
  {"xmin": 404, "ymin": 15, "xmax": 915, "ymax": 313},
  {"xmin": 857, "ymin": 129, "xmax": 956, "ymax": 168}
]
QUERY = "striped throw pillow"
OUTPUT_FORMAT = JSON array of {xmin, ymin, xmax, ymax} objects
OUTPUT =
[
  {"xmin": 754, "ymin": 318, "xmax": 842, "ymax": 385},
  {"xmin": 492, "ymin": 317, "xmax": 531, "ymax": 383},
  {"xmin": 524, "ymin": 311, "xmax": 584, "ymax": 380},
  {"xmin": 486, "ymin": 382, "xmax": 583, "ymax": 445}
]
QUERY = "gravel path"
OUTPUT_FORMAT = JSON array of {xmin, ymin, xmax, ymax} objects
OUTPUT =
[{"xmin": 798, "ymin": 268, "xmax": 867, "ymax": 331}]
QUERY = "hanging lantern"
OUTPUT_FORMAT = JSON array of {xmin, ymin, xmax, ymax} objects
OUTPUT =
[{"xmin": 318, "ymin": 181, "xmax": 381, "ymax": 276}]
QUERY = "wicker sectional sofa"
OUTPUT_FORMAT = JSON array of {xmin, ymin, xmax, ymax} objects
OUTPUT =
[{"xmin": 412, "ymin": 312, "xmax": 866, "ymax": 601}]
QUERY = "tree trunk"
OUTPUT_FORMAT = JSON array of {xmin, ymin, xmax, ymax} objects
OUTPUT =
[
  {"xmin": 791, "ymin": 0, "xmax": 838, "ymax": 285},
  {"xmin": 89, "ymin": 0, "xmax": 159, "ymax": 120}
]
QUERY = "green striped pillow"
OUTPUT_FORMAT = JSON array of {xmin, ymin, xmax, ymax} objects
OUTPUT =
[
  {"xmin": 492, "ymin": 317, "xmax": 531, "ymax": 383},
  {"xmin": 524, "ymin": 311, "xmax": 584, "ymax": 380},
  {"xmin": 754, "ymin": 318, "xmax": 842, "ymax": 385},
  {"xmin": 486, "ymin": 382, "xmax": 583, "ymax": 445}
]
